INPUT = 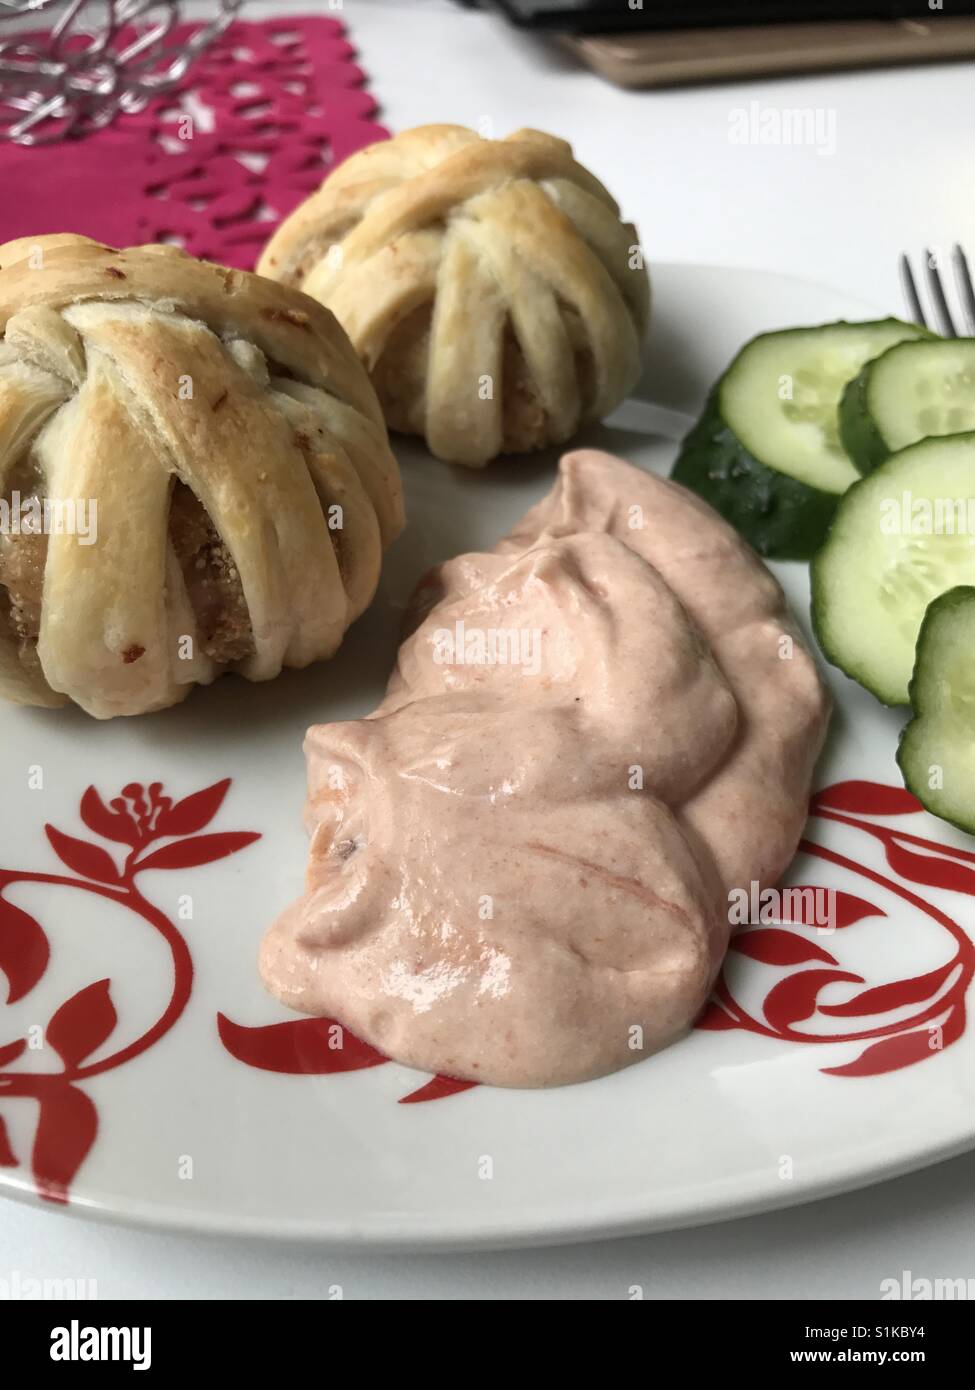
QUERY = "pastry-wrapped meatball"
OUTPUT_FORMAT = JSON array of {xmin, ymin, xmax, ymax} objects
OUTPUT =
[
  {"xmin": 258, "ymin": 125, "xmax": 650, "ymax": 466},
  {"xmin": 0, "ymin": 235, "xmax": 404, "ymax": 718}
]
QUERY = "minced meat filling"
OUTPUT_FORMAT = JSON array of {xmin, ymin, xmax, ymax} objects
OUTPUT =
[
  {"xmin": 372, "ymin": 304, "xmax": 597, "ymax": 454},
  {"xmin": 0, "ymin": 525, "xmax": 46, "ymax": 647},
  {"xmin": 0, "ymin": 458, "xmax": 47, "ymax": 655},
  {"xmin": 168, "ymin": 482, "xmax": 254, "ymax": 665},
  {"xmin": 0, "ymin": 474, "xmax": 255, "ymax": 667}
]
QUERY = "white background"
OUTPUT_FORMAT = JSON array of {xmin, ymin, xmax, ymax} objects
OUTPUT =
[{"xmin": 5, "ymin": 0, "xmax": 975, "ymax": 1299}]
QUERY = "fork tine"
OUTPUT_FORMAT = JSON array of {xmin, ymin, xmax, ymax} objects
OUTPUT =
[
  {"xmin": 899, "ymin": 253, "xmax": 927, "ymax": 329},
  {"xmin": 952, "ymin": 244, "xmax": 975, "ymax": 337},
  {"xmin": 924, "ymin": 248, "xmax": 959, "ymax": 337}
]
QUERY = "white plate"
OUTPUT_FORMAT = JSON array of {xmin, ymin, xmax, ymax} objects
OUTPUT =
[{"xmin": 3, "ymin": 263, "xmax": 975, "ymax": 1248}]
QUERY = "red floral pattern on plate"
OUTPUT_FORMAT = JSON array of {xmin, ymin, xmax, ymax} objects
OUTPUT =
[
  {"xmin": 2, "ymin": 779, "xmax": 974, "ymax": 1205},
  {"xmin": 0, "ymin": 779, "xmax": 258, "ymax": 1203},
  {"xmin": 223, "ymin": 780, "xmax": 975, "ymax": 1098},
  {"xmin": 216, "ymin": 999, "xmax": 479, "ymax": 1106},
  {"xmin": 700, "ymin": 781, "xmax": 975, "ymax": 1075},
  {"xmin": 0, "ymin": 779, "xmax": 473, "ymax": 1206}
]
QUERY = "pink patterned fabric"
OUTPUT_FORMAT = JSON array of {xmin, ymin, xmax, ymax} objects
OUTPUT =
[{"xmin": 0, "ymin": 16, "xmax": 388, "ymax": 269}]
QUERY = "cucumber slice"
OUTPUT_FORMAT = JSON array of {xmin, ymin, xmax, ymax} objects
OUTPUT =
[
  {"xmin": 897, "ymin": 586, "xmax": 975, "ymax": 834},
  {"xmin": 841, "ymin": 336, "xmax": 972, "ymax": 474},
  {"xmin": 812, "ymin": 432, "xmax": 975, "ymax": 705},
  {"xmin": 672, "ymin": 318, "xmax": 929, "ymax": 560}
]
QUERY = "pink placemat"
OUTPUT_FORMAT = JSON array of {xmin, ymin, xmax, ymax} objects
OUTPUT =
[{"xmin": 0, "ymin": 15, "xmax": 388, "ymax": 269}]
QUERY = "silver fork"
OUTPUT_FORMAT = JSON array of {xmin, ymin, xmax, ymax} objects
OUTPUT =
[{"xmin": 899, "ymin": 245, "xmax": 975, "ymax": 337}]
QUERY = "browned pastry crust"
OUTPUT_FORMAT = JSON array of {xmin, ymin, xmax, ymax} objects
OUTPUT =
[
  {"xmin": 0, "ymin": 234, "xmax": 404, "ymax": 717},
  {"xmin": 258, "ymin": 125, "xmax": 650, "ymax": 466}
]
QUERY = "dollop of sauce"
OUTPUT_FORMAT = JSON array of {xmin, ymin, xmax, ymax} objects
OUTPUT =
[{"xmin": 260, "ymin": 450, "xmax": 830, "ymax": 1087}]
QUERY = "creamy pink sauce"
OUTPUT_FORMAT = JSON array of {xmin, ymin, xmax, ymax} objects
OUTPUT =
[{"xmin": 260, "ymin": 450, "xmax": 831, "ymax": 1087}]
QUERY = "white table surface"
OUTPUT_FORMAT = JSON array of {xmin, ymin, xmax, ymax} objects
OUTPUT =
[{"xmin": 5, "ymin": 0, "xmax": 975, "ymax": 1300}]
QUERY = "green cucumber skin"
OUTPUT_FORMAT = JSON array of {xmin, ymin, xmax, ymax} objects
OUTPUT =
[
  {"xmin": 673, "ymin": 318, "xmax": 930, "ymax": 559},
  {"xmin": 839, "ymin": 327, "xmax": 939, "ymax": 475},
  {"xmin": 671, "ymin": 392, "xmax": 838, "ymax": 561},
  {"xmin": 838, "ymin": 370, "xmax": 890, "ymax": 475},
  {"xmin": 897, "ymin": 585, "xmax": 975, "ymax": 836}
]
